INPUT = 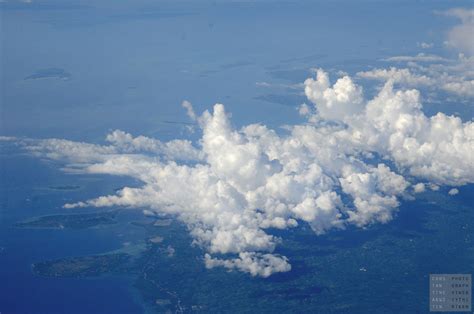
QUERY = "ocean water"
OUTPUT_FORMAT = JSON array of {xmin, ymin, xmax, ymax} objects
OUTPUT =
[{"xmin": 0, "ymin": 151, "xmax": 145, "ymax": 313}]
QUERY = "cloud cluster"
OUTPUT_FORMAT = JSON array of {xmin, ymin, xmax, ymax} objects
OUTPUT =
[
  {"xmin": 383, "ymin": 53, "xmax": 448, "ymax": 63},
  {"xmin": 204, "ymin": 252, "xmax": 291, "ymax": 278},
  {"xmin": 448, "ymin": 188, "xmax": 459, "ymax": 196},
  {"xmin": 358, "ymin": 9, "xmax": 474, "ymax": 99},
  {"xmin": 305, "ymin": 71, "xmax": 473, "ymax": 186},
  {"xmin": 15, "ymin": 65, "xmax": 473, "ymax": 277},
  {"xmin": 304, "ymin": 69, "xmax": 364, "ymax": 120},
  {"xmin": 442, "ymin": 8, "xmax": 474, "ymax": 56},
  {"xmin": 357, "ymin": 57, "xmax": 474, "ymax": 98},
  {"xmin": 418, "ymin": 42, "xmax": 434, "ymax": 49},
  {"xmin": 25, "ymin": 130, "xmax": 202, "ymax": 166},
  {"xmin": 357, "ymin": 67, "xmax": 434, "ymax": 87}
]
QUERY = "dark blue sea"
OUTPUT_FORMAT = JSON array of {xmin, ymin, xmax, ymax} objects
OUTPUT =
[{"xmin": 0, "ymin": 151, "xmax": 145, "ymax": 313}]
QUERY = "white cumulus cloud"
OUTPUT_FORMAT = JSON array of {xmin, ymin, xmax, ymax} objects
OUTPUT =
[
  {"xmin": 448, "ymin": 188, "xmax": 459, "ymax": 195},
  {"xmin": 304, "ymin": 69, "xmax": 364, "ymax": 121},
  {"xmin": 16, "ymin": 67, "xmax": 473, "ymax": 277},
  {"xmin": 442, "ymin": 8, "xmax": 474, "ymax": 56}
]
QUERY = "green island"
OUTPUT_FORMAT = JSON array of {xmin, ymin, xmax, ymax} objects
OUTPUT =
[
  {"xmin": 48, "ymin": 185, "xmax": 81, "ymax": 191},
  {"xmin": 33, "ymin": 253, "xmax": 131, "ymax": 278},
  {"xmin": 14, "ymin": 210, "xmax": 119, "ymax": 229}
]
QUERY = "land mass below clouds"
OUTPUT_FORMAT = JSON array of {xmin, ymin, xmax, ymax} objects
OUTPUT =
[{"xmin": 14, "ymin": 210, "xmax": 119, "ymax": 229}]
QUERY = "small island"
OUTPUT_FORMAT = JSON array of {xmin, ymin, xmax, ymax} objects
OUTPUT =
[
  {"xmin": 14, "ymin": 210, "xmax": 119, "ymax": 230},
  {"xmin": 48, "ymin": 185, "xmax": 81, "ymax": 191},
  {"xmin": 24, "ymin": 68, "xmax": 71, "ymax": 81},
  {"xmin": 33, "ymin": 253, "xmax": 131, "ymax": 278}
]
